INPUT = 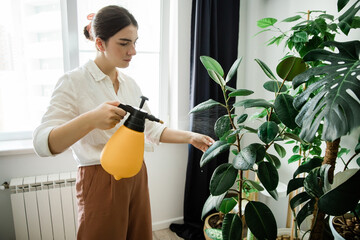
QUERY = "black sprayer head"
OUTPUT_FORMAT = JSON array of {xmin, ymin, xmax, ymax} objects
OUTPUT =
[{"xmin": 118, "ymin": 96, "xmax": 163, "ymax": 132}]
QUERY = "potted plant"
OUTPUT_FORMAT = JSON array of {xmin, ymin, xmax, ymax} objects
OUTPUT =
[
  {"xmin": 191, "ymin": 0, "xmax": 360, "ymax": 239},
  {"xmin": 256, "ymin": 0, "xmax": 360, "ymax": 239}
]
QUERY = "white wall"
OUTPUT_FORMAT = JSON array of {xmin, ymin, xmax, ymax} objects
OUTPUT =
[
  {"xmin": 238, "ymin": 0, "xmax": 360, "ymax": 230},
  {"xmin": 0, "ymin": 1, "xmax": 192, "ymax": 239}
]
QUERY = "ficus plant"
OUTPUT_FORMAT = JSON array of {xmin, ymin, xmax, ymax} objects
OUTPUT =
[
  {"xmin": 190, "ymin": 52, "xmax": 308, "ymax": 239},
  {"xmin": 256, "ymin": 0, "xmax": 360, "ymax": 239}
]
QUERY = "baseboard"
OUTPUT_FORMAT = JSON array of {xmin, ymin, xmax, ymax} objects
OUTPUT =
[{"xmin": 152, "ymin": 217, "xmax": 184, "ymax": 231}]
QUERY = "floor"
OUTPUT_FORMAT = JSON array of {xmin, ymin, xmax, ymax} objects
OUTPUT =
[{"xmin": 153, "ymin": 228, "xmax": 184, "ymax": 240}]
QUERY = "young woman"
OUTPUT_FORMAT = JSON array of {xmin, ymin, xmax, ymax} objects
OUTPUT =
[{"xmin": 33, "ymin": 5, "xmax": 214, "ymax": 240}]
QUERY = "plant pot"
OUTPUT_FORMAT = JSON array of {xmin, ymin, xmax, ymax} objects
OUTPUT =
[
  {"xmin": 330, "ymin": 213, "xmax": 360, "ymax": 240},
  {"xmin": 277, "ymin": 228, "xmax": 308, "ymax": 240},
  {"xmin": 204, "ymin": 213, "xmax": 222, "ymax": 240}
]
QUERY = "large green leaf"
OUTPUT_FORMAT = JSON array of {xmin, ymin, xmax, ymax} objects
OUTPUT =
[
  {"xmin": 210, "ymin": 163, "xmax": 238, "ymax": 196},
  {"xmin": 225, "ymin": 57, "xmax": 242, "ymax": 83},
  {"xmin": 200, "ymin": 141, "xmax": 231, "ymax": 167},
  {"xmin": 190, "ymin": 99, "xmax": 222, "ymax": 114},
  {"xmin": 265, "ymin": 153, "xmax": 281, "ymax": 169},
  {"xmin": 219, "ymin": 198, "xmax": 238, "ymax": 214},
  {"xmin": 257, "ymin": 161, "xmax": 279, "ymax": 191},
  {"xmin": 287, "ymin": 178, "xmax": 305, "ymax": 195},
  {"xmin": 257, "ymin": 18, "xmax": 277, "ymax": 28},
  {"xmin": 293, "ymin": 156, "xmax": 323, "ymax": 178},
  {"xmin": 338, "ymin": 0, "xmax": 360, "ymax": 35},
  {"xmin": 222, "ymin": 213, "xmax": 242, "ymax": 240},
  {"xmin": 319, "ymin": 169, "xmax": 360, "ymax": 215},
  {"xmin": 214, "ymin": 115, "xmax": 231, "ymax": 139},
  {"xmin": 234, "ymin": 99, "xmax": 273, "ymax": 109},
  {"xmin": 232, "ymin": 143, "xmax": 265, "ymax": 170},
  {"xmin": 293, "ymin": 41, "xmax": 360, "ymax": 142},
  {"xmin": 208, "ymin": 69, "xmax": 225, "ymax": 86},
  {"xmin": 296, "ymin": 199, "xmax": 315, "ymax": 227},
  {"xmin": 255, "ymin": 59, "xmax": 277, "ymax": 81},
  {"xmin": 228, "ymin": 89, "xmax": 254, "ymax": 97},
  {"xmin": 201, "ymin": 193, "xmax": 226, "ymax": 220},
  {"xmin": 263, "ymin": 80, "xmax": 288, "ymax": 93},
  {"xmin": 304, "ymin": 167, "xmax": 327, "ymax": 198},
  {"xmin": 274, "ymin": 94, "xmax": 299, "ymax": 129},
  {"xmin": 276, "ymin": 56, "xmax": 307, "ymax": 81},
  {"xmin": 258, "ymin": 121, "xmax": 279, "ymax": 144},
  {"xmin": 200, "ymin": 56, "xmax": 224, "ymax": 77},
  {"xmin": 290, "ymin": 192, "xmax": 312, "ymax": 210},
  {"xmin": 245, "ymin": 179, "xmax": 264, "ymax": 192},
  {"xmin": 245, "ymin": 201, "xmax": 277, "ymax": 240},
  {"xmin": 274, "ymin": 143, "xmax": 286, "ymax": 158}
]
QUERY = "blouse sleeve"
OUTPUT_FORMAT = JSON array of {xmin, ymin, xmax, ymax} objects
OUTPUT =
[{"xmin": 33, "ymin": 73, "xmax": 79, "ymax": 157}]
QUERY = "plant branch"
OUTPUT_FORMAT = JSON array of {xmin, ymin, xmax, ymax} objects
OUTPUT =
[{"xmin": 343, "ymin": 152, "xmax": 359, "ymax": 171}]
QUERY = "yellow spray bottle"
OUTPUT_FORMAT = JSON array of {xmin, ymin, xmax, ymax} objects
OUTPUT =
[{"xmin": 100, "ymin": 96, "xmax": 163, "ymax": 180}]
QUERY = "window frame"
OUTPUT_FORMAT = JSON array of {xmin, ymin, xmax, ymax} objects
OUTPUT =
[{"xmin": 0, "ymin": 0, "xmax": 169, "ymax": 141}]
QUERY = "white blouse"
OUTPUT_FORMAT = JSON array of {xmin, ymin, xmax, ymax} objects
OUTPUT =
[{"xmin": 33, "ymin": 60, "xmax": 166, "ymax": 166}]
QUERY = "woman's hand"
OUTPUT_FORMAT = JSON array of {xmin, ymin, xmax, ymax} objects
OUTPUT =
[
  {"xmin": 189, "ymin": 132, "xmax": 215, "ymax": 152},
  {"xmin": 89, "ymin": 101, "xmax": 127, "ymax": 130}
]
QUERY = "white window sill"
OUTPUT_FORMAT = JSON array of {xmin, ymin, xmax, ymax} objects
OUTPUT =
[{"xmin": 0, "ymin": 139, "xmax": 35, "ymax": 156}]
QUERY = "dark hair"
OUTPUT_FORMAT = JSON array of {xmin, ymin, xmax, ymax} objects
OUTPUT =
[{"xmin": 83, "ymin": 5, "xmax": 138, "ymax": 42}]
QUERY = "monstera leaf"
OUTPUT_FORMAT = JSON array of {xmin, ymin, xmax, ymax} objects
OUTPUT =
[{"xmin": 293, "ymin": 41, "xmax": 360, "ymax": 142}]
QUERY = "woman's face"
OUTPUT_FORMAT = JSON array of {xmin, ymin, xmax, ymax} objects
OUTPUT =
[{"xmin": 102, "ymin": 24, "xmax": 138, "ymax": 68}]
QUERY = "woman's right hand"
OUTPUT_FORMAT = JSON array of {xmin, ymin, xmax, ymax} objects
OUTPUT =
[{"xmin": 88, "ymin": 101, "xmax": 127, "ymax": 130}]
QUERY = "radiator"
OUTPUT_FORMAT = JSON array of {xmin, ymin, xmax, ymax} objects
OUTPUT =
[{"xmin": 10, "ymin": 172, "xmax": 78, "ymax": 240}]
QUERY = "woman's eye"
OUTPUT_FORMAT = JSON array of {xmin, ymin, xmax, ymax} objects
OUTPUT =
[{"xmin": 119, "ymin": 43, "xmax": 128, "ymax": 46}]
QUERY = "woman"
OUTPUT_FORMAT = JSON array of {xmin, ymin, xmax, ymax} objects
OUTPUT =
[{"xmin": 33, "ymin": 5, "xmax": 214, "ymax": 240}]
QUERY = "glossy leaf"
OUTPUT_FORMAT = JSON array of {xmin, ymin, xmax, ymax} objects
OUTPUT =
[
  {"xmin": 190, "ymin": 99, "xmax": 222, "ymax": 114},
  {"xmin": 214, "ymin": 116, "xmax": 231, "ymax": 139},
  {"xmin": 232, "ymin": 144, "xmax": 264, "ymax": 170},
  {"xmin": 208, "ymin": 69, "xmax": 225, "ymax": 86},
  {"xmin": 319, "ymin": 169, "xmax": 360, "ymax": 215},
  {"xmin": 293, "ymin": 31, "xmax": 308, "ymax": 43},
  {"xmin": 282, "ymin": 15, "xmax": 302, "ymax": 22},
  {"xmin": 296, "ymin": 199, "xmax": 315, "ymax": 227},
  {"xmin": 293, "ymin": 156, "xmax": 323, "ymax": 178},
  {"xmin": 293, "ymin": 41, "xmax": 360, "ymax": 142},
  {"xmin": 255, "ymin": 59, "xmax": 277, "ymax": 81},
  {"xmin": 288, "ymin": 154, "xmax": 302, "ymax": 164},
  {"xmin": 257, "ymin": 18, "xmax": 277, "ymax": 28},
  {"xmin": 225, "ymin": 57, "xmax": 242, "ymax": 83},
  {"xmin": 338, "ymin": 0, "xmax": 360, "ymax": 35},
  {"xmin": 237, "ymin": 114, "xmax": 248, "ymax": 124},
  {"xmin": 276, "ymin": 56, "xmax": 307, "ymax": 81},
  {"xmin": 268, "ymin": 189, "xmax": 279, "ymax": 201},
  {"xmin": 257, "ymin": 161, "xmax": 279, "ymax": 191},
  {"xmin": 274, "ymin": 94, "xmax": 299, "ymax": 129},
  {"xmin": 258, "ymin": 121, "xmax": 279, "ymax": 144},
  {"xmin": 210, "ymin": 163, "xmax": 238, "ymax": 196},
  {"xmin": 234, "ymin": 99, "xmax": 273, "ymax": 109},
  {"xmin": 245, "ymin": 201, "xmax": 277, "ymax": 240},
  {"xmin": 304, "ymin": 167, "xmax": 324, "ymax": 198},
  {"xmin": 283, "ymin": 132, "xmax": 303, "ymax": 143},
  {"xmin": 274, "ymin": 143, "xmax": 286, "ymax": 158},
  {"xmin": 265, "ymin": 153, "xmax": 281, "ymax": 169},
  {"xmin": 338, "ymin": 0, "xmax": 351, "ymax": 11},
  {"xmin": 228, "ymin": 89, "xmax": 254, "ymax": 97},
  {"xmin": 290, "ymin": 192, "xmax": 312, "ymax": 209},
  {"xmin": 200, "ymin": 141, "xmax": 231, "ymax": 167},
  {"xmin": 222, "ymin": 214, "xmax": 242, "ymax": 240},
  {"xmin": 263, "ymin": 80, "xmax": 288, "ymax": 93},
  {"xmin": 245, "ymin": 179, "xmax": 264, "ymax": 192},
  {"xmin": 287, "ymin": 178, "xmax": 305, "ymax": 195},
  {"xmin": 219, "ymin": 198, "xmax": 237, "ymax": 214},
  {"xmin": 201, "ymin": 193, "xmax": 226, "ymax": 220},
  {"xmin": 200, "ymin": 56, "xmax": 224, "ymax": 77}
]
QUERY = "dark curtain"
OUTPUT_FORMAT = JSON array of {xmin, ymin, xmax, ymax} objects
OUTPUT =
[{"xmin": 170, "ymin": 1, "xmax": 240, "ymax": 239}]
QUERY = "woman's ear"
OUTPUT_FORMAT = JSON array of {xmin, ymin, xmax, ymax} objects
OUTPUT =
[{"xmin": 95, "ymin": 38, "xmax": 105, "ymax": 52}]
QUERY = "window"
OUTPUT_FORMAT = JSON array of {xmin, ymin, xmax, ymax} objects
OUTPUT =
[{"xmin": 0, "ymin": 0, "xmax": 163, "ymax": 141}]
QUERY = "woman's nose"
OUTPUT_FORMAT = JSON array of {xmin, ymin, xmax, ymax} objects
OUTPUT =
[{"xmin": 128, "ymin": 44, "xmax": 136, "ymax": 56}]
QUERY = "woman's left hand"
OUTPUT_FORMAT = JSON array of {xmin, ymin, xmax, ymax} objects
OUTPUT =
[{"xmin": 189, "ymin": 132, "xmax": 215, "ymax": 152}]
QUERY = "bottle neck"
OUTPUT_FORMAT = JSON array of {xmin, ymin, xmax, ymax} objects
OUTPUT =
[{"xmin": 124, "ymin": 111, "xmax": 146, "ymax": 132}]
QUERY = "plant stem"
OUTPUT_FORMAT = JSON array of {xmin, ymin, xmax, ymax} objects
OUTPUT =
[{"xmin": 343, "ymin": 152, "xmax": 359, "ymax": 171}]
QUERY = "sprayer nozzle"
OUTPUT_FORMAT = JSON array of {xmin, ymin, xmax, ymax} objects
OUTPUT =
[{"xmin": 159, "ymin": 120, "xmax": 164, "ymax": 124}]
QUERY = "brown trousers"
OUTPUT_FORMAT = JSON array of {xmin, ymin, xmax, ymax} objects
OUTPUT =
[{"xmin": 76, "ymin": 163, "xmax": 152, "ymax": 240}]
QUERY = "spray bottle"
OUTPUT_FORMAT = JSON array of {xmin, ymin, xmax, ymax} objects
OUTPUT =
[{"xmin": 100, "ymin": 96, "xmax": 163, "ymax": 180}]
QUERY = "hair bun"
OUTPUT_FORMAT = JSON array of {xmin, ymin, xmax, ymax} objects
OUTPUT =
[{"xmin": 84, "ymin": 25, "xmax": 94, "ymax": 41}]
